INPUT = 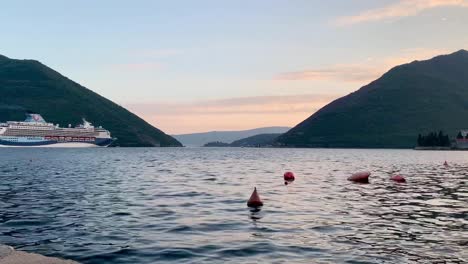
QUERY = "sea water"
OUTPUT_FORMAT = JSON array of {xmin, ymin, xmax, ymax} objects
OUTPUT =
[{"xmin": 0, "ymin": 148, "xmax": 466, "ymax": 263}]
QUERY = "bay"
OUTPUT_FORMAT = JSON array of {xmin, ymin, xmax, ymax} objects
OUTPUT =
[{"xmin": 0, "ymin": 148, "xmax": 466, "ymax": 263}]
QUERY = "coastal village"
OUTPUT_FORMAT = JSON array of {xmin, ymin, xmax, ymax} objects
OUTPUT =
[{"xmin": 416, "ymin": 130, "xmax": 468, "ymax": 150}]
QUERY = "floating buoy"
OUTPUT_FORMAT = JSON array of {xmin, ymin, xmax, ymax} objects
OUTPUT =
[
  {"xmin": 348, "ymin": 171, "xmax": 370, "ymax": 183},
  {"xmin": 444, "ymin": 161, "xmax": 448, "ymax": 166},
  {"xmin": 247, "ymin": 187, "xmax": 263, "ymax": 207},
  {"xmin": 284, "ymin": 171, "xmax": 295, "ymax": 184},
  {"xmin": 390, "ymin": 174, "xmax": 406, "ymax": 183}
]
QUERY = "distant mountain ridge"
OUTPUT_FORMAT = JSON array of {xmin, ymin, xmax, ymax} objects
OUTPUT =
[
  {"xmin": 277, "ymin": 49, "xmax": 468, "ymax": 148},
  {"xmin": 0, "ymin": 55, "xmax": 181, "ymax": 147},
  {"xmin": 174, "ymin": 126, "xmax": 290, "ymax": 146}
]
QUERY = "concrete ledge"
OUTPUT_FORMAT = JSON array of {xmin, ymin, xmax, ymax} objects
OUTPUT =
[{"xmin": 0, "ymin": 245, "xmax": 78, "ymax": 264}]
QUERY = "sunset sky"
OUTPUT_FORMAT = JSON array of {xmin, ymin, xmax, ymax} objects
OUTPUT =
[{"xmin": 2, "ymin": 0, "xmax": 467, "ymax": 134}]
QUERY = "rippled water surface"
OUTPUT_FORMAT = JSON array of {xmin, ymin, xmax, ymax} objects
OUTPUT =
[{"xmin": 0, "ymin": 148, "xmax": 467, "ymax": 263}]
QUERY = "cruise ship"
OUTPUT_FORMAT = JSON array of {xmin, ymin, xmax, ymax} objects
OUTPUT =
[{"xmin": 0, "ymin": 113, "xmax": 114, "ymax": 147}]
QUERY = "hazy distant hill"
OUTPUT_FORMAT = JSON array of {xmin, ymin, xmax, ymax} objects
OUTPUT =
[
  {"xmin": 174, "ymin": 127, "xmax": 290, "ymax": 146},
  {"xmin": 277, "ymin": 50, "xmax": 468, "ymax": 148},
  {"xmin": 0, "ymin": 55, "xmax": 181, "ymax": 147}
]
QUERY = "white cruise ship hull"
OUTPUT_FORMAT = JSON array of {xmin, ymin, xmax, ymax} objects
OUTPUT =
[
  {"xmin": 0, "ymin": 142, "xmax": 101, "ymax": 148},
  {"xmin": 0, "ymin": 136, "xmax": 113, "ymax": 147}
]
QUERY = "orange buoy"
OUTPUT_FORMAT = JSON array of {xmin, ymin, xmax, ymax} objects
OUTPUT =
[
  {"xmin": 348, "ymin": 171, "xmax": 370, "ymax": 183},
  {"xmin": 247, "ymin": 187, "xmax": 263, "ymax": 207},
  {"xmin": 390, "ymin": 174, "xmax": 406, "ymax": 183},
  {"xmin": 283, "ymin": 171, "xmax": 295, "ymax": 184}
]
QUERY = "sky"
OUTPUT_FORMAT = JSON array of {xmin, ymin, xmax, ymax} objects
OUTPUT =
[{"xmin": 1, "ymin": 0, "xmax": 467, "ymax": 134}]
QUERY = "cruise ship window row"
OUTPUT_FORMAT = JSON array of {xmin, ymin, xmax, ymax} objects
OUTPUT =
[{"xmin": 4, "ymin": 131, "xmax": 98, "ymax": 136}]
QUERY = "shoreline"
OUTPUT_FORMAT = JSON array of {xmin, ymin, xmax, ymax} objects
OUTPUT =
[
  {"xmin": 414, "ymin": 146, "xmax": 468, "ymax": 151},
  {"xmin": 414, "ymin": 146, "xmax": 451, "ymax": 150}
]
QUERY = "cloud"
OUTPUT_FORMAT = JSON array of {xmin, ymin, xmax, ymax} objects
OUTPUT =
[
  {"xmin": 335, "ymin": 0, "xmax": 468, "ymax": 26},
  {"xmin": 274, "ymin": 64, "xmax": 382, "ymax": 83},
  {"xmin": 274, "ymin": 48, "xmax": 450, "ymax": 84},
  {"xmin": 124, "ymin": 94, "xmax": 339, "ymax": 134}
]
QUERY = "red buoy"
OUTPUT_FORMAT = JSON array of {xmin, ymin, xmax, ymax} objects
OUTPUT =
[
  {"xmin": 390, "ymin": 174, "xmax": 406, "ymax": 183},
  {"xmin": 247, "ymin": 187, "xmax": 263, "ymax": 207},
  {"xmin": 348, "ymin": 171, "xmax": 370, "ymax": 183},
  {"xmin": 444, "ymin": 161, "xmax": 448, "ymax": 166},
  {"xmin": 284, "ymin": 171, "xmax": 295, "ymax": 182}
]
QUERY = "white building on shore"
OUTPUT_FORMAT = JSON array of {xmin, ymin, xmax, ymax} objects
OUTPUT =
[{"xmin": 454, "ymin": 130, "xmax": 468, "ymax": 149}]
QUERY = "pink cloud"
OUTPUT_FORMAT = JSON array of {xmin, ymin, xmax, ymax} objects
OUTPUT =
[
  {"xmin": 335, "ymin": 0, "xmax": 468, "ymax": 26},
  {"xmin": 274, "ymin": 65, "xmax": 382, "ymax": 83}
]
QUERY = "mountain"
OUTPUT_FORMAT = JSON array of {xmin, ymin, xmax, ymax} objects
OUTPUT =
[
  {"xmin": 230, "ymin": 133, "xmax": 281, "ymax": 147},
  {"xmin": 277, "ymin": 49, "xmax": 468, "ymax": 148},
  {"xmin": 174, "ymin": 126, "xmax": 290, "ymax": 147},
  {"xmin": 0, "ymin": 55, "xmax": 181, "ymax": 147}
]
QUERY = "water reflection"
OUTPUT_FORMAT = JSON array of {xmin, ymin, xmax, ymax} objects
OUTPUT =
[{"xmin": 248, "ymin": 207, "xmax": 263, "ymax": 221}]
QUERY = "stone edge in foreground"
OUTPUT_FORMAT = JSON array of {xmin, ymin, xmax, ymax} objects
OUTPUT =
[{"xmin": 0, "ymin": 244, "xmax": 79, "ymax": 264}]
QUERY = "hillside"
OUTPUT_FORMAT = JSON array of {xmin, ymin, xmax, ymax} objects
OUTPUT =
[
  {"xmin": 0, "ymin": 55, "xmax": 181, "ymax": 147},
  {"xmin": 277, "ymin": 50, "xmax": 468, "ymax": 148},
  {"xmin": 174, "ymin": 126, "xmax": 290, "ymax": 147},
  {"xmin": 230, "ymin": 133, "xmax": 281, "ymax": 147}
]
